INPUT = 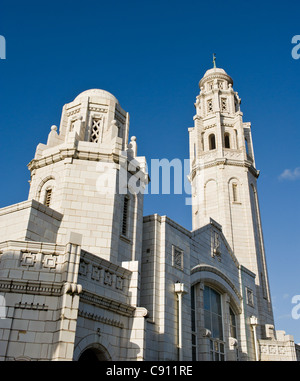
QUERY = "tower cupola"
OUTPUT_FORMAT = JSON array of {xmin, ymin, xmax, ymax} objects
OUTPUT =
[{"xmin": 195, "ymin": 66, "xmax": 241, "ymax": 120}]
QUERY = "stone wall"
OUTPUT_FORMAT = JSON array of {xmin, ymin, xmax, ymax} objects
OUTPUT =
[{"xmin": 0, "ymin": 238, "xmax": 81, "ymax": 361}]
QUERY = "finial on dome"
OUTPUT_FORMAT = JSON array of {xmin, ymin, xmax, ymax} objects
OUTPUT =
[{"xmin": 213, "ymin": 53, "xmax": 216, "ymax": 69}]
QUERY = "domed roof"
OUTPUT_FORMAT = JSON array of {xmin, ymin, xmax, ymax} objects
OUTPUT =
[
  {"xmin": 199, "ymin": 67, "xmax": 233, "ymax": 88},
  {"xmin": 74, "ymin": 89, "xmax": 118, "ymax": 103},
  {"xmin": 203, "ymin": 67, "xmax": 227, "ymax": 77}
]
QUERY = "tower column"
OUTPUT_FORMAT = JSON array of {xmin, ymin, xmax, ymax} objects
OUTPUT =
[{"xmin": 189, "ymin": 65, "xmax": 274, "ymax": 331}]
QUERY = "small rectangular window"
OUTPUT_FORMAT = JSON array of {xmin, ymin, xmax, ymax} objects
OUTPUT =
[
  {"xmin": 172, "ymin": 246, "xmax": 183, "ymax": 270},
  {"xmin": 69, "ymin": 120, "xmax": 76, "ymax": 132},
  {"xmin": 246, "ymin": 287, "xmax": 254, "ymax": 307},
  {"xmin": 207, "ymin": 99, "xmax": 213, "ymax": 113},
  {"xmin": 221, "ymin": 98, "xmax": 227, "ymax": 112},
  {"xmin": 90, "ymin": 118, "xmax": 101, "ymax": 143}
]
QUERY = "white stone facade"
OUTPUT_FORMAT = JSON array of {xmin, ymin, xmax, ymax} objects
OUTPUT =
[{"xmin": 0, "ymin": 74, "xmax": 298, "ymax": 361}]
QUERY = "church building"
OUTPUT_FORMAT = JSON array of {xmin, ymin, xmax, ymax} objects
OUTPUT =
[{"xmin": 0, "ymin": 66, "xmax": 299, "ymax": 361}]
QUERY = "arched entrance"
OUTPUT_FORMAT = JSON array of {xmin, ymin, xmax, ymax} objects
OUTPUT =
[{"xmin": 78, "ymin": 344, "xmax": 111, "ymax": 361}]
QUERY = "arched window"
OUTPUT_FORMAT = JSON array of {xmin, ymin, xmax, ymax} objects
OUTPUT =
[
  {"xmin": 224, "ymin": 133, "xmax": 230, "ymax": 149},
  {"xmin": 209, "ymin": 134, "xmax": 216, "ymax": 150},
  {"xmin": 203, "ymin": 285, "xmax": 225, "ymax": 361}
]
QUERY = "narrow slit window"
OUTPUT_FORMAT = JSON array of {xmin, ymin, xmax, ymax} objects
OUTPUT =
[
  {"xmin": 232, "ymin": 183, "xmax": 238, "ymax": 202},
  {"xmin": 209, "ymin": 134, "xmax": 216, "ymax": 150},
  {"xmin": 44, "ymin": 188, "xmax": 52, "ymax": 207},
  {"xmin": 122, "ymin": 196, "xmax": 129, "ymax": 236},
  {"xmin": 224, "ymin": 133, "xmax": 230, "ymax": 149},
  {"xmin": 245, "ymin": 137, "xmax": 249, "ymax": 155}
]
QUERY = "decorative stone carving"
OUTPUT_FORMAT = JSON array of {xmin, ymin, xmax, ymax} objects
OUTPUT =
[
  {"xmin": 64, "ymin": 282, "xmax": 82, "ymax": 295},
  {"xmin": 229, "ymin": 337, "xmax": 238, "ymax": 349},
  {"xmin": 15, "ymin": 301, "xmax": 48, "ymax": 311},
  {"xmin": 78, "ymin": 309, "xmax": 124, "ymax": 328},
  {"xmin": 88, "ymin": 106, "xmax": 107, "ymax": 113},
  {"xmin": 200, "ymin": 328, "xmax": 211, "ymax": 337},
  {"xmin": 66, "ymin": 108, "xmax": 81, "ymax": 117},
  {"xmin": 79, "ymin": 260, "xmax": 88, "ymax": 276},
  {"xmin": 104, "ymin": 270, "xmax": 113, "ymax": 286},
  {"xmin": 91, "ymin": 265, "xmax": 101, "ymax": 281},
  {"xmin": 207, "ymin": 99, "xmax": 213, "ymax": 113},
  {"xmin": 221, "ymin": 98, "xmax": 227, "ymax": 112},
  {"xmin": 246, "ymin": 287, "xmax": 254, "ymax": 307},
  {"xmin": 172, "ymin": 246, "xmax": 184, "ymax": 270},
  {"xmin": 21, "ymin": 252, "xmax": 36, "ymax": 267},
  {"xmin": 43, "ymin": 255, "xmax": 56, "ymax": 269},
  {"xmin": 260, "ymin": 345, "xmax": 268, "ymax": 354},
  {"xmin": 212, "ymin": 232, "xmax": 221, "ymax": 261},
  {"xmin": 269, "ymin": 345, "xmax": 277, "ymax": 354},
  {"xmin": 116, "ymin": 276, "xmax": 124, "ymax": 290}
]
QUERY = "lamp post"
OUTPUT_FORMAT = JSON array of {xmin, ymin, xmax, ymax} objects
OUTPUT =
[{"xmin": 174, "ymin": 282, "xmax": 187, "ymax": 361}]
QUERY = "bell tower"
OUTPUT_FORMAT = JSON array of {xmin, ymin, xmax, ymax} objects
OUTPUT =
[{"xmin": 188, "ymin": 63, "xmax": 274, "ymax": 330}]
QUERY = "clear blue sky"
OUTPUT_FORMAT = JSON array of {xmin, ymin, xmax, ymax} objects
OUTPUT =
[{"xmin": 0, "ymin": 0, "xmax": 299, "ymax": 343}]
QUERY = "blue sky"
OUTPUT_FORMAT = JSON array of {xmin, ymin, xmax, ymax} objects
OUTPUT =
[{"xmin": 0, "ymin": 0, "xmax": 299, "ymax": 343}]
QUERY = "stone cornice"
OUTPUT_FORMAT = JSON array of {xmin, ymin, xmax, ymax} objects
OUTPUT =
[
  {"xmin": 190, "ymin": 157, "xmax": 259, "ymax": 180},
  {"xmin": 80, "ymin": 249, "xmax": 132, "ymax": 278},
  {"xmin": 0, "ymin": 239, "xmax": 65, "ymax": 254},
  {"xmin": 27, "ymin": 148, "xmax": 119, "ymax": 171},
  {"xmin": 80, "ymin": 289, "xmax": 135, "ymax": 317},
  {"xmin": 27, "ymin": 148, "xmax": 149, "ymax": 184},
  {"xmin": 199, "ymin": 72, "xmax": 233, "ymax": 88},
  {"xmin": 78, "ymin": 309, "xmax": 124, "ymax": 328},
  {"xmin": 143, "ymin": 214, "xmax": 192, "ymax": 238},
  {"xmin": 0, "ymin": 199, "xmax": 63, "ymax": 221},
  {"xmin": 0, "ymin": 279, "xmax": 63, "ymax": 296}
]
